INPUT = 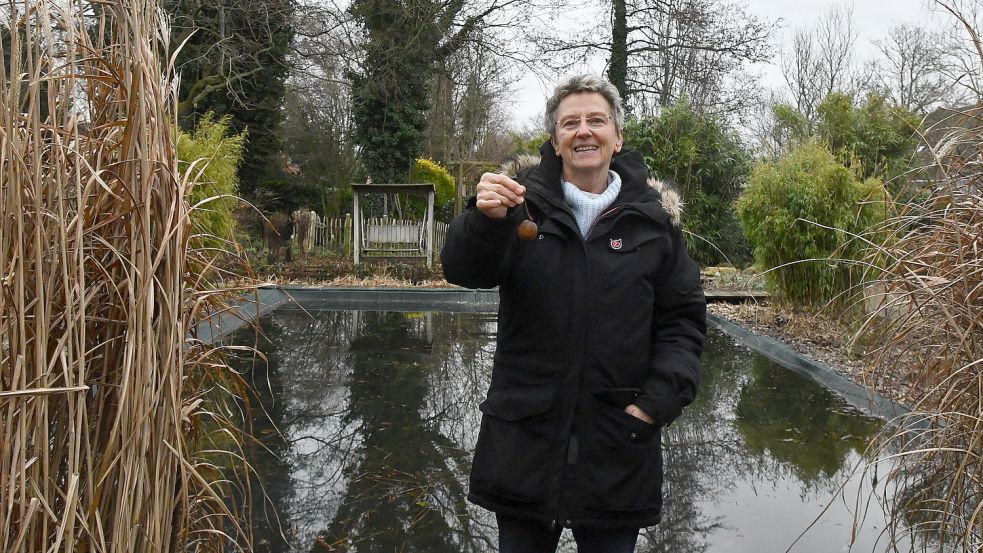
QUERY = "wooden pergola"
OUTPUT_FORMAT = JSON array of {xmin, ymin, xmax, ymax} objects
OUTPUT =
[{"xmin": 351, "ymin": 183, "xmax": 436, "ymax": 267}]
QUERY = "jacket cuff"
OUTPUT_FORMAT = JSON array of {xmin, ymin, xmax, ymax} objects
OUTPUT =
[
  {"xmin": 632, "ymin": 389, "xmax": 676, "ymax": 428},
  {"xmin": 465, "ymin": 207, "xmax": 512, "ymax": 242}
]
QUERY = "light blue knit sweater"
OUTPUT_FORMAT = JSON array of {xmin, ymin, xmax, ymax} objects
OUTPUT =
[{"xmin": 561, "ymin": 171, "xmax": 622, "ymax": 237}]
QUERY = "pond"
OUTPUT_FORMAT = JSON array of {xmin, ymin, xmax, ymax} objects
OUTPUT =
[{"xmin": 229, "ymin": 305, "xmax": 900, "ymax": 553}]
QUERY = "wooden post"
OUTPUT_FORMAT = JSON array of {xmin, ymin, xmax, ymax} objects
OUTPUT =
[
  {"xmin": 426, "ymin": 189, "xmax": 435, "ymax": 268},
  {"xmin": 455, "ymin": 162, "xmax": 464, "ymax": 217},
  {"xmin": 353, "ymin": 193, "xmax": 361, "ymax": 265},
  {"xmin": 343, "ymin": 213, "xmax": 352, "ymax": 257}
]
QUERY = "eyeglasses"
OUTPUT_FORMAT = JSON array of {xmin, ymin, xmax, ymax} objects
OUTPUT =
[{"xmin": 555, "ymin": 114, "xmax": 613, "ymax": 133}]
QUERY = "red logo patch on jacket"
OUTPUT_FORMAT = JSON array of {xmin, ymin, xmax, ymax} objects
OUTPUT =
[{"xmin": 610, "ymin": 238, "xmax": 623, "ymax": 250}]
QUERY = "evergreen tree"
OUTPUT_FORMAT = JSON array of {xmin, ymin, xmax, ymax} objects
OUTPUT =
[
  {"xmin": 608, "ymin": 0, "xmax": 629, "ymax": 106},
  {"xmin": 347, "ymin": 0, "xmax": 504, "ymax": 183},
  {"xmin": 348, "ymin": 0, "xmax": 431, "ymax": 183},
  {"xmin": 165, "ymin": 0, "xmax": 296, "ymax": 210}
]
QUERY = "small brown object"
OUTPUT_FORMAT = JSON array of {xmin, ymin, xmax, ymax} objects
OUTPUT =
[{"xmin": 518, "ymin": 219, "xmax": 538, "ymax": 241}]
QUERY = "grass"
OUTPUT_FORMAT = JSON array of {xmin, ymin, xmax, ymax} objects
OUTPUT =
[
  {"xmin": 850, "ymin": 12, "xmax": 983, "ymax": 544},
  {"xmin": 855, "ymin": 175, "xmax": 983, "ymax": 551}
]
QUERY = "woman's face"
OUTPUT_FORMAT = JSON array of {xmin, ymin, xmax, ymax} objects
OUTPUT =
[{"xmin": 551, "ymin": 91, "xmax": 623, "ymax": 183}]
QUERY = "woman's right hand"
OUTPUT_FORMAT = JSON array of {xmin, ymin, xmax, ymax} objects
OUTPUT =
[{"xmin": 475, "ymin": 173, "xmax": 525, "ymax": 220}]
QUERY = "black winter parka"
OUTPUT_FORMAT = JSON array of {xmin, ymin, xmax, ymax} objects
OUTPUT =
[{"xmin": 440, "ymin": 142, "xmax": 707, "ymax": 530}]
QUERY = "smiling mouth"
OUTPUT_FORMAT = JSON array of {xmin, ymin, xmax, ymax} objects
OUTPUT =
[{"xmin": 573, "ymin": 145, "xmax": 598, "ymax": 153}]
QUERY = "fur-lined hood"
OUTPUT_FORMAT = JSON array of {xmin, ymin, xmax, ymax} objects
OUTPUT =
[{"xmin": 500, "ymin": 154, "xmax": 683, "ymax": 227}]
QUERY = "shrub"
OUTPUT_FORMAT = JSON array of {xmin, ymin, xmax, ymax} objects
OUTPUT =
[
  {"xmin": 177, "ymin": 113, "xmax": 245, "ymax": 249},
  {"xmin": 682, "ymin": 189, "xmax": 752, "ymax": 266},
  {"xmin": 736, "ymin": 141, "xmax": 887, "ymax": 307},
  {"xmin": 509, "ymin": 132, "xmax": 550, "ymax": 156},
  {"xmin": 625, "ymin": 102, "xmax": 753, "ymax": 266},
  {"xmin": 768, "ymin": 93, "xmax": 918, "ymax": 188},
  {"xmin": 408, "ymin": 157, "xmax": 456, "ymax": 221}
]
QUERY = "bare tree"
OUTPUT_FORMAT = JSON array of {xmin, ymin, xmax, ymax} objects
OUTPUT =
[
  {"xmin": 745, "ymin": 90, "xmax": 810, "ymax": 158},
  {"xmin": 780, "ymin": 30, "xmax": 823, "ymax": 125},
  {"xmin": 280, "ymin": 2, "xmax": 360, "ymax": 214},
  {"xmin": 815, "ymin": 4, "xmax": 858, "ymax": 96},
  {"xmin": 424, "ymin": 37, "xmax": 513, "ymax": 164},
  {"xmin": 935, "ymin": 0, "xmax": 983, "ymax": 103},
  {"xmin": 537, "ymin": 0, "xmax": 775, "ymax": 118},
  {"xmin": 866, "ymin": 23, "xmax": 960, "ymax": 113},
  {"xmin": 165, "ymin": 0, "xmax": 295, "ymax": 116},
  {"xmin": 780, "ymin": 3, "xmax": 858, "ymax": 126}
]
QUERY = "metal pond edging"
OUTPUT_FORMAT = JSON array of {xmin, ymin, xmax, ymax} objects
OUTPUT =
[
  {"xmin": 194, "ymin": 286, "xmax": 499, "ymax": 345},
  {"xmin": 271, "ymin": 286, "xmax": 500, "ymax": 312},
  {"xmin": 197, "ymin": 286, "xmax": 907, "ymax": 421},
  {"xmin": 194, "ymin": 286, "xmax": 293, "ymax": 345}
]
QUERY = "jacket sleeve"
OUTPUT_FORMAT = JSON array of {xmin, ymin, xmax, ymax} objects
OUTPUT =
[
  {"xmin": 633, "ymin": 226, "xmax": 707, "ymax": 427},
  {"xmin": 440, "ymin": 198, "xmax": 517, "ymax": 289}
]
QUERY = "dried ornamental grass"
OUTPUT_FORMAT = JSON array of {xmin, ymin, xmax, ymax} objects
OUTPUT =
[
  {"xmin": 1, "ymin": 1, "xmax": 249, "ymax": 551},
  {"xmin": 855, "ymin": 89, "xmax": 983, "ymax": 553}
]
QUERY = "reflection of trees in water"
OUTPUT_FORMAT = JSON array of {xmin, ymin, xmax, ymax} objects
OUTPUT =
[
  {"xmin": 229, "ymin": 310, "xmax": 370, "ymax": 551},
  {"xmin": 238, "ymin": 310, "xmax": 499, "ymax": 552},
  {"xmin": 238, "ymin": 314, "xmax": 293, "ymax": 553},
  {"xmin": 637, "ymin": 331, "xmax": 748, "ymax": 553},
  {"xmin": 733, "ymin": 355, "xmax": 882, "ymax": 491},
  {"xmin": 235, "ymin": 313, "xmax": 889, "ymax": 553},
  {"xmin": 638, "ymin": 331, "xmax": 884, "ymax": 552}
]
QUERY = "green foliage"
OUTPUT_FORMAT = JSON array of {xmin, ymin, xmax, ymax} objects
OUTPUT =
[
  {"xmin": 817, "ymin": 92, "xmax": 918, "ymax": 184},
  {"xmin": 348, "ymin": 0, "xmax": 478, "ymax": 184},
  {"xmin": 608, "ymin": 0, "xmax": 629, "ymax": 105},
  {"xmin": 770, "ymin": 93, "xmax": 918, "ymax": 189},
  {"xmin": 736, "ymin": 142, "xmax": 888, "ymax": 307},
  {"xmin": 680, "ymin": 189, "xmax": 751, "ymax": 267},
  {"xmin": 624, "ymin": 102, "xmax": 752, "ymax": 266},
  {"xmin": 177, "ymin": 113, "xmax": 245, "ymax": 249},
  {"xmin": 770, "ymin": 103, "xmax": 811, "ymax": 148},
  {"xmin": 411, "ymin": 158, "xmax": 455, "ymax": 206},
  {"xmin": 351, "ymin": 73, "xmax": 429, "ymax": 183},
  {"xmin": 509, "ymin": 132, "xmax": 550, "ymax": 156},
  {"xmin": 399, "ymin": 158, "xmax": 456, "ymax": 222}
]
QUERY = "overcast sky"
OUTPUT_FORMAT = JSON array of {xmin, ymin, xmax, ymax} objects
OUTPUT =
[{"xmin": 507, "ymin": 0, "xmax": 945, "ymax": 126}]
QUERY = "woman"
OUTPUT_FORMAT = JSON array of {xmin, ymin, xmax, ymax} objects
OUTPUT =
[{"xmin": 440, "ymin": 74, "xmax": 706, "ymax": 553}]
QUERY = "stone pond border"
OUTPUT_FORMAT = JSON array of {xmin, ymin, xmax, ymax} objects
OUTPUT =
[{"xmin": 197, "ymin": 285, "xmax": 906, "ymax": 421}]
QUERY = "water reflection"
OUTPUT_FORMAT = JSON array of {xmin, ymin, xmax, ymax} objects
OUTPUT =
[{"xmin": 229, "ymin": 309, "xmax": 893, "ymax": 552}]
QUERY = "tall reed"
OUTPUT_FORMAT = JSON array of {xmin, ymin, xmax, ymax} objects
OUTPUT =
[{"xmin": 1, "ymin": 1, "xmax": 247, "ymax": 551}]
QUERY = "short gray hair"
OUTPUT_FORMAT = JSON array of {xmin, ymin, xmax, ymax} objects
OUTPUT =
[{"xmin": 544, "ymin": 75, "xmax": 625, "ymax": 136}]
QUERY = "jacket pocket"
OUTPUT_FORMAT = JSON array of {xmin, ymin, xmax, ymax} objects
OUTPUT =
[
  {"xmin": 470, "ymin": 388, "xmax": 557, "ymax": 503},
  {"xmin": 580, "ymin": 393, "xmax": 663, "ymax": 512}
]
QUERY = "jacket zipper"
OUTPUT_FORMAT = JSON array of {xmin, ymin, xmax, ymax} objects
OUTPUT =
[
  {"xmin": 586, "ymin": 204, "xmax": 626, "ymax": 240},
  {"xmin": 551, "ymin": 204, "xmax": 631, "ymax": 530},
  {"xmin": 521, "ymin": 187, "xmax": 578, "ymax": 529}
]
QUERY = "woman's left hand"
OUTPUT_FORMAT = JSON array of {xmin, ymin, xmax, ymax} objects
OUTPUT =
[{"xmin": 625, "ymin": 404, "xmax": 655, "ymax": 425}]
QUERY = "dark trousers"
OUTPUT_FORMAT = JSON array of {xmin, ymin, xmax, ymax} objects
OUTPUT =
[{"xmin": 497, "ymin": 513, "xmax": 639, "ymax": 553}]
